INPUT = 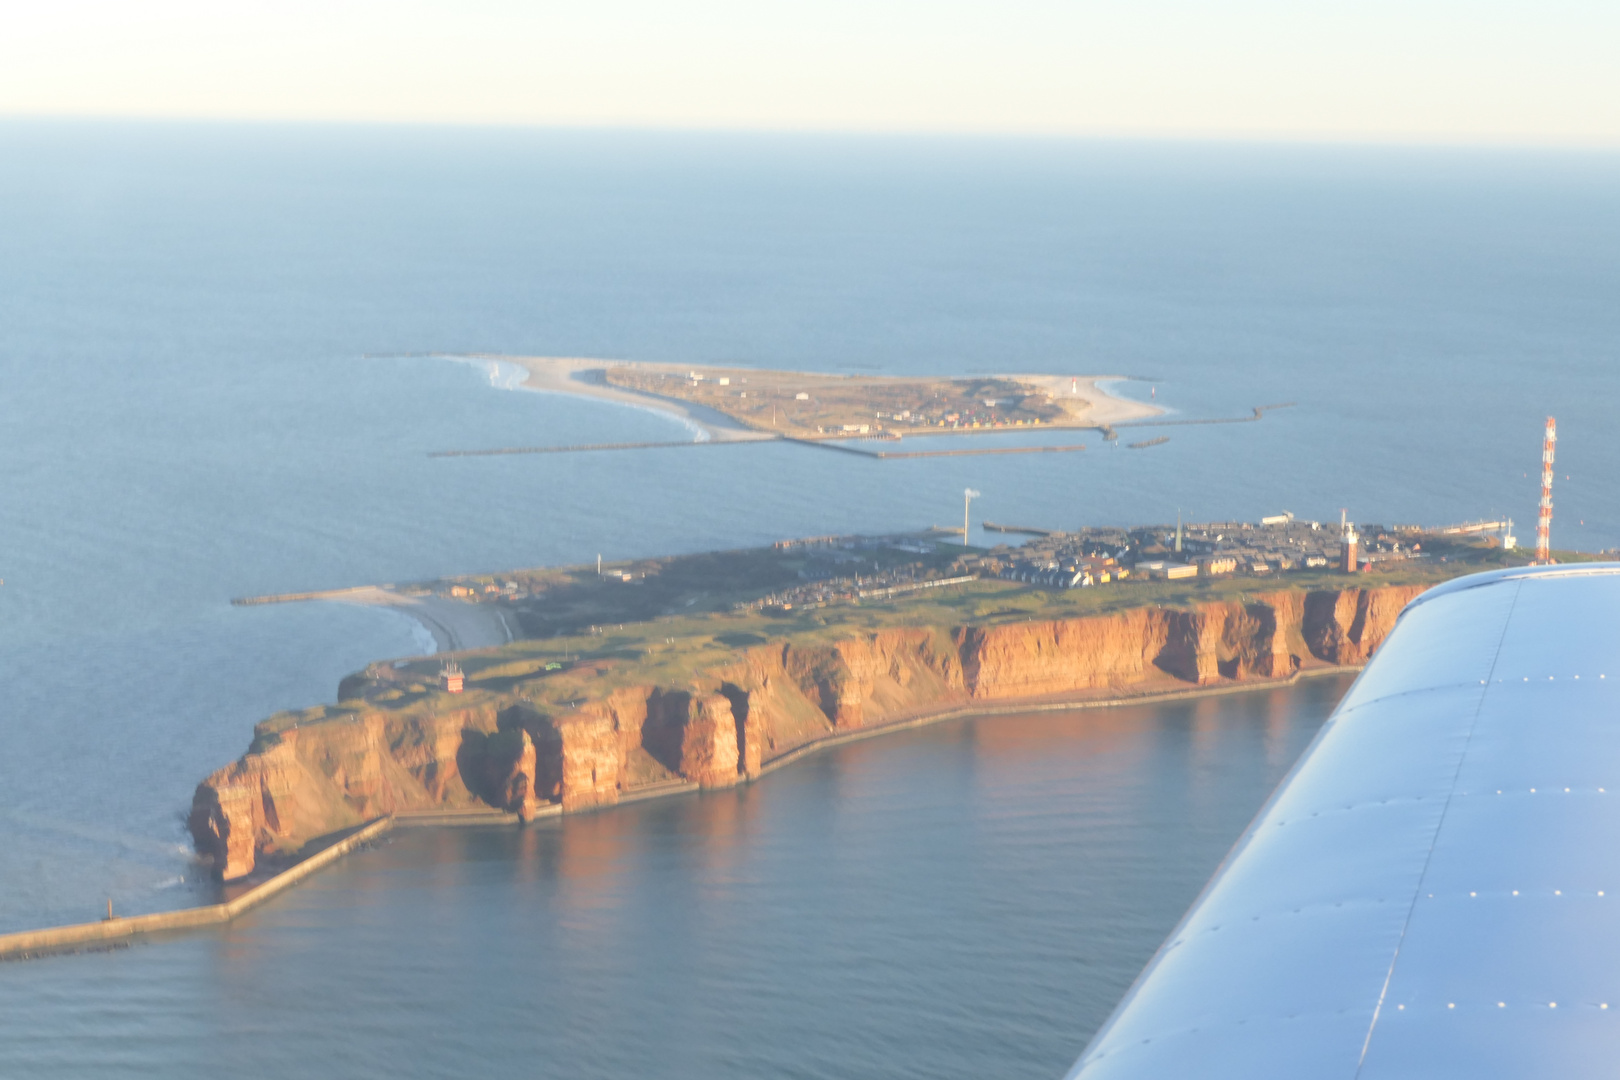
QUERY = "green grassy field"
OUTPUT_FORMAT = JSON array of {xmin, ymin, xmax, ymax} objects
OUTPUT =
[{"xmin": 254, "ymin": 538, "xmax": 1597, "ymax": 741}]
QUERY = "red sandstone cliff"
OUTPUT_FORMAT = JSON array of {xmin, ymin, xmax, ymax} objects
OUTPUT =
[{"xmin": 190, "ymin": 585, "xmax": 1423, "ymax": 879}]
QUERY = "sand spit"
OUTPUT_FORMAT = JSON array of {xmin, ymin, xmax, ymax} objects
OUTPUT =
[
  {"xmin": 494, "ymin": 356, "xmax": 775, "ymax": 442},
  {"xmin": 332, "ymin": 588, "xmax": 515, "ymax": 653}
]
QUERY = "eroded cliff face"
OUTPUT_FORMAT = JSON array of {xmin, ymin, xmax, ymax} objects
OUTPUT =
[
  {"xmin": 187, "ymin": 704, "xmax": 501, "ymax": 879},
  {"xmin": 191, "ymin": 584, "xmax": 1424, "ymax": 879}
]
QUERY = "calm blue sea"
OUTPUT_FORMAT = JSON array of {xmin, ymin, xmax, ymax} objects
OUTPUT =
[{"xmin": 0, "ymin": 123, "xmax": 1616, "ymax": 1076}]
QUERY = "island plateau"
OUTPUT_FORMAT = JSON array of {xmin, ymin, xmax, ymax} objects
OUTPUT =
[{"xmin": 192, "ymin": 523, "xmax": 1547, "ymax": 881}]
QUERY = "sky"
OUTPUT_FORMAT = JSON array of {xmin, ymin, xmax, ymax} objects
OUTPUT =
[{"xmin": 2, "ymin": 0, "xmax": 1617, "ymax": 145}]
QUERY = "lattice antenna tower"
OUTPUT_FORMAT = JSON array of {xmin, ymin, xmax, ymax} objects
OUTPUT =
[{"xmin": 1535, "ymin": 417, "xmax": 1557, "ymax": 565}]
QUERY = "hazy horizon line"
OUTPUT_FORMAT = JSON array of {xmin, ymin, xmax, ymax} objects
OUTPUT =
[{"xmin": 3, "ymin": 113, "xmax": 1618, "ymax": 155}]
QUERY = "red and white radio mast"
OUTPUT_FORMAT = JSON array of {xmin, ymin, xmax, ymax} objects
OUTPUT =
[{"xmin": 1534, "ymin": 417, "xmax": 1557, "ymax": 565}]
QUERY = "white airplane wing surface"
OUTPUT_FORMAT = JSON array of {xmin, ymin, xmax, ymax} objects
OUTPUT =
[{"xmin": 1068, "ymin": 565, "xmax": 1620, "ymax": 1079}]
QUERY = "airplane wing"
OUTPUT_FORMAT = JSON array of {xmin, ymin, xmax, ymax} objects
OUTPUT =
[{"xmin": 1067, "ymin": 565, "xmax": 1620, "ymax": 1079}]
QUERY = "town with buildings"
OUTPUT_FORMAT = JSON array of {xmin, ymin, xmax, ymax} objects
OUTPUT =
[
  {"xmin": 985, "ymin": 513, "xmax": 1516, "ymax": 589},
  {"xmin": 390, "ymin": 513, "xmax": 1524, "ymax": 628},
  {"xmin": 235, "ymin": 513, "xmax": 1530, "ymax": 645}
]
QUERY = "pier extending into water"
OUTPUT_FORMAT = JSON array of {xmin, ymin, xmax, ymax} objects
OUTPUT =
[
  {"xmin": 834, "ymin": 442, "xmax": 1088, "ymax": 460},
  {"xmin": 429, "ymin": 437, "xmax": 776, "ymax": 458},
  {"xmin": 232, "ymin": 586, "xmax": 382, "ymax": 606},
  {"xmin": 983, "ymin": 522, "xmax": 1057, "ymax": 536},
  {"xmin": 0, "ymin": 817, "xmax": 395, "ymax": 961},
  {"xmin": 0, "ymin": 810, "xmax": 532, "ymax": 962}
]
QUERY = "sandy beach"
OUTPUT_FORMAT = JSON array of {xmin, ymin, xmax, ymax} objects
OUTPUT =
[
  {"xmin": 1015, "ymin": 374, "xmax": 1163, "ymax": 425},
  {"xmin": 475, "ymin": 355, "xmax": 1163, "ymax": 436},
  {"xmin": 332, "ymin": 587, "xmax": 516, "ymax": 654},
  {"xmin": 489, "ymin": 356, "xmax": 778, "ymax": 442}
]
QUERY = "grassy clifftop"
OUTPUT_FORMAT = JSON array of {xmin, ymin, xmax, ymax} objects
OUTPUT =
[{"xmin": 259, "ymin": 545, "xmax": 1536, "ymax": 741}]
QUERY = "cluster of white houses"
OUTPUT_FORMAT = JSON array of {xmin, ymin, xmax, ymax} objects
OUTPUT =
[{"xmin": 991, "ymin": 514, "xmax": 1419, "ymax": 589}]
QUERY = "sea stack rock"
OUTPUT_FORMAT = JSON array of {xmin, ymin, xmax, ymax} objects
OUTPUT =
[
  {"xmin": 680, "ymin": 693, "xmax": 741, "ymax": 787},
  {"xmin": 494, "ymin": 728, "xmax": 541, "ymax": 821},
  {"xmin": 188, "ymin": 782, "xmax": 259, "ymax": 881}
]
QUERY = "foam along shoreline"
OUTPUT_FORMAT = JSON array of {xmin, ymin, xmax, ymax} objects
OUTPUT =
[
  {"xmin": 461, "ymin": 355, "xmax": 1164, "ymax": 439},
  {"xmin": 330, "ymin": 587, "xmax": 515, "ymax": 653},
  {"xmin": 1092, "ymin": 377, "xmax": 1172, "ymax": 420},
  {"xmin": 0, "ymin": 666, "xmax": 1355, "ymax": 963}
]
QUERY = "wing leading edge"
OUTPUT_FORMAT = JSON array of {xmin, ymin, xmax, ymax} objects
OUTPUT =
[{"xmin": 1068, "ymin": 564, "xmax": 1620, "ymax": 1080}]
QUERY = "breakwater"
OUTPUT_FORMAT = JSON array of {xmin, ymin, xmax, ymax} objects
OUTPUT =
[
  {"xmin": 428, "ymin": 437, "xmax": 776, "ymax": 458},
  {"xmin": 848, "ymin": 443, "xmax": 1088, "ymax": 460},
  {"xmin": 0, "ymin": 664, "xmax": 1361, "ymax": 963},
  {"xmin": 425, "ymin": 403, "xmax": 1292, "ymax": 459},
  {"xmin": 983, "ymin": 522, "xmax": 1057, "ymax": 536},
  {"xmin": 0, "ymin": 809, "xmax": 541, "ymax": 962},
  {"xmin": 232, "ymin": 585, "xmax": 382, "ymax": 606},
  {"xmin": 746, "ymin": 661, "xmax": 1363, "ymax": 781},
  {"xmin": 0, "ymin": 816, "xmax": 394, "ymax": 961}
]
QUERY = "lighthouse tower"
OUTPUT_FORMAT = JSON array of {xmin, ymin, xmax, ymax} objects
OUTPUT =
[
  {"xmin": 440, "ymin": 660, "xmax": 464, "ymax": 694},
  {"xmin": 1340, "ymin": 511, "xmax": 1360, "ymax": 573}
]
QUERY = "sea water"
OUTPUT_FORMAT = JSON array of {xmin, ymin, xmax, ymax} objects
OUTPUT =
[
  {"xmin": 0, "ymin": 683, "xmax": 1343, "ymax": 1079},
  {"xmin": 0, "ymin": 124, "xmax": 1617, "ymax": 1075}
]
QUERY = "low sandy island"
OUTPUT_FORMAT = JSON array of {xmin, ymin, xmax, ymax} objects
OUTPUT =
[{"xmin": 477, "ymin": 355, "xmax": 1162, "ymax": 440}]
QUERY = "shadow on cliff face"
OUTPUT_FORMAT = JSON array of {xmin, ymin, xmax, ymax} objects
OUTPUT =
[
  {"xmin": 781, "ymin": 647, "xmax": 854, "ymax": 727},
  {"xmin": 1215, "ymin": 603, "xmax": 1299, "ymax": 680},
  {"xmin": 456, "ymin": 728, "xmax": 500, "ymax": 806},
  {"xmin": 1303, "ymin": 590, "xmax": 1364, "ymax": 664},
  {"xmin": 1152, "ymin": 609, "xmax": 1205, "ymax": 684},
  {"xmin": 641, "ymin": 689, "xmax": 692, "ymax": 775},
  {"xmin": 719, "ymin": 682, "xmax": 751, "ymax": 773},
  {"xmin": 1216, "ymin": 605, "xmax": 1262, "ymax": 680},
  {"xmin": 456, "ymin": 704, "xmax": 563, "ymax": 809}
]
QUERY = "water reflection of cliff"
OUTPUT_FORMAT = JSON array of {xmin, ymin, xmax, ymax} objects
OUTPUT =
[{"xmin": 198, "ymin": 678, "xmax": 1346, "ymax": 1078}]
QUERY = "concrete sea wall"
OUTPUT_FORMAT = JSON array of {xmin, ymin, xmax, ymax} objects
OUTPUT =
[{"xmin": 0, "ymin": 817, "xmax": 394, "ymax": 961}]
